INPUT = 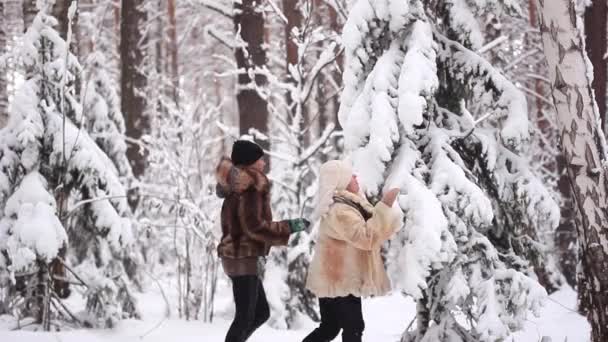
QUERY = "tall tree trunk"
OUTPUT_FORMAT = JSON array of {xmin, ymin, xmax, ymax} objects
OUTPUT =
[
  {"xmin": 52, "ymin": 0, "xmax": 70, "ymax": 39},
  {"xmin": 154, "ymin": 0, "xmax": 165, "ymax": 116},
  {"xmin": 77, "ymin": 0, "xmax": 94, "ymax": 57},
  {"xmin": 167, "ymin": 0, "xmax": 179, "ymax": 105},
  {"xmin": 328, "ymin": 0, "xmax": 342, "ymax": 132},
  {"xmin": 120, "ymin": 0, "xmax": 149, "ymax": 195},
  {"xmin": 536, "ymin": 1, "xmax": 608, "ymax": 340},
  {"xmin": 283, "ymin": 0, "xmax": 305, "ymax": 135},
  {"xmin": 529, "ymin": 0, "xmax": 577, "ymax": 290},
  {"xmin": 23, "ymin": 0, "xmax": 37, "ymax": 31},
  {"xmin": 233, "ymin": 0, "xmax": 270, "ymax": 160},
  {"xmin": 0, "ymin": 1, "xmax": 7, "ymax": 129},
  {"xmin": 527, "ymin": 0, "xmax": 544, "ymax": 120},
  {"xmin": 556, "ymin": 154, "xmax": 578, "ymax": 287},
  {"xmin": 584, "ymin": 0, "xmax": 607, "ymax": 129}
]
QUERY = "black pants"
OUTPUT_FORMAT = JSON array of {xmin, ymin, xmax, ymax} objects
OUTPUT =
[
  {"xmin": 225, "ymin": 275, "xmax": 270, "ymax": 342},
  {"xmin": 303, "ymin": 296, "xmax": 365, "ymax": 342}
]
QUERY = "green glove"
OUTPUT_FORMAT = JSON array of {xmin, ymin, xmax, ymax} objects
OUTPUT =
[{"xmin": 287, "ymin": 219, "xmax": 311, "ymax": 234}]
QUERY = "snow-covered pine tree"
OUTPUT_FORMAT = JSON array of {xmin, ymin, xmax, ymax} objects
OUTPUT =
[
  {"xmin": 464, "ymin": 0, "xmax": 565, "ymax": 293},
  {"xmin": 0, "ymin": 4, "xmax": 138, "ymax": 329},
  {"xmin": 338, "ymin": 0, "xmax": 559, "ymax": 340},
  {"xmin": 82, "ymin": 52, "xmax": 132, "ymax": 181}
]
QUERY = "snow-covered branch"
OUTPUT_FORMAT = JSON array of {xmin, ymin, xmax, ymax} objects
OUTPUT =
[{"xmin": 300, "ymin": 44, "xmax": 344, "ymax": 105}]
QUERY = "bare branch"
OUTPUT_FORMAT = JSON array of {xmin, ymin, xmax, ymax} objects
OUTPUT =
[
  {"xmin": 298, "ymin": 123, "xmax": 336, "ymax": 164},
  {"xmin": 193, "ymin": 0, "xmax": 232, "ymax": 18},
  {"xmin": 265, "ymin": 0, "xmax": 288, "ymax": 24},
  {"xmin": 205, "ymin": 26, "xmax": 234, "ymax": 49},
  {"xmin": 477, "ymin": 35, "xmax": 508, "ymax": 54}
]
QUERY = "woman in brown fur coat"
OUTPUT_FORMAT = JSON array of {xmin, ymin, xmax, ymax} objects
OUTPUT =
[
  {"xmin": 303, "ymin": 160, "xmax": 401, "ymax": 342},
  {"xmin": 216, "ymin": 140, "xmax": 310, "ymax": 342}
]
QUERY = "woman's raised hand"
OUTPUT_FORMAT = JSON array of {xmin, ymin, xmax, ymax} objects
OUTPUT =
[{"xmin": 381, "ymin": 188, "xmax": 400, "ymax": 207}]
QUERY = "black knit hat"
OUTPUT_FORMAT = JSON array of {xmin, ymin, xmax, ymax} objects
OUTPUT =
[{"xmin": 231, "ymin": 140, "xmax": 264, "ymax": 166}]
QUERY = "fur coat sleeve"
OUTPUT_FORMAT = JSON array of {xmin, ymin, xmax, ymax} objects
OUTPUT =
[{"xmin": 325, "ymin": 201, "xmax": 400, "ymax": 251}]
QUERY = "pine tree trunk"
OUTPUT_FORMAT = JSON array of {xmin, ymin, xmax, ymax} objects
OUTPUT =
[
  {"xmin": 584, "ymin": 0, "xmax": 607, "ymax": 129},
  {"xmin": 283, "ymin": 0, "xmax": 305, "ymax": 139},
  {"xmin": 536, "ymin": 1, "xmax": 608, "ymax": 340},
  {"xmin": 167, "ymin": 0, "xmax": 179, "ymax": 105},
  {"xmin": 23, "ymin": 0, "xmax": 37, "ymax": 31},
  {"xmin": 0, "ymin": 1, "xmax": 7, "ymax": 129},
  {"xmin": 233, "ymin": 0, "xmax": 270, "ymax": 158},
  {"xmin": 52, "ymin": 0, "xmax": 70, "ymax": 39},
  {"xmin": 120, "ymin": 0, "xmax": 149, "ymax": 184},
  {"xmin": 328, "ymin": 1, "xmax": 342, "ymax": 132},
  {"xmin": 77, "ymin": 0, "xmax": 94, "ymax": 56},
  {"xmin": 154, "ymin": 0, "xmax": 165, "ymax": 117}
]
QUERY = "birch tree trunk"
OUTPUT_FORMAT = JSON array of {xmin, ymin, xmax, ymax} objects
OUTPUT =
[
  {"xmin": 536, "ymin": 1, "xmax": 608, "ymax": 340},
  {"xmin": 527, "ymin": 0, "xmax": 578, "ymax": 289}
]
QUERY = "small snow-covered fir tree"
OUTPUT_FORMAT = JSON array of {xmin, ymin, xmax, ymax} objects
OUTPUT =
[
  {"xmin": 82, "ymin": 51, "xmax": 132, "ymax": 181},
  {"xmin": 338, "ymin": 0, "xmax": 560, "ymax": 340},
  {"xmin": 0, "ymin": 4, "xmax": 138, "ymax": 329}
]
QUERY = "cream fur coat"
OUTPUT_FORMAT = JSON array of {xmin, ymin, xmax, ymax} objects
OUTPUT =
[{"xmin": 306, "ymin": 190, "xmax": 401, "ymax": 298}]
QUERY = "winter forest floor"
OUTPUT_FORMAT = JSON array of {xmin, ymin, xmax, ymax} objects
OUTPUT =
[{"xmin": 0, "ymin": 284, "xmax": 590, "ymax": 342}]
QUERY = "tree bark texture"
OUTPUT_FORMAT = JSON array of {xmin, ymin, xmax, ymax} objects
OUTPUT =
[
  {"xmin": 527, "ymin": 0, "xmax": 578, "ymax": 290},
  {"xmin": 0, "ymin": 1, "xmax": 7, "ymax": 129},
  {"xmin": 120, "ymin": 0, "xmax": 149, "ymax": 181},
  {"xmin": 233, "ymin": 0, "xmax": 270, "ymax": 156},
  {"xmin": 283, "ymin": 0, "xmax": 301, "ymax": 113},
  {"xmin": 23, "ymin": 0, "xmax": 37, "ymax": 31},
  {"xmin": 536, "ymin": 1, "xmax": 608, "ymax": 340},
  {"xmin": 167, "ymin": 0, "xmax": 179, "ymax": 105},
  {"xmin": 584, "ymin": 0, "xmax": 607, "ymax": 129}
]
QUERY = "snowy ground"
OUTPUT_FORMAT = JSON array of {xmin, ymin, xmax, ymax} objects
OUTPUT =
[{"xmin": 0, "ymin": 286, "xmax": 589, "ymax": 342}]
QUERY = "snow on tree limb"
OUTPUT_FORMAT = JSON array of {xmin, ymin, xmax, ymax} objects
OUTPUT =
[{"xmin": 435, "ymin": 30, "xmax": 531, "ymax": 151}]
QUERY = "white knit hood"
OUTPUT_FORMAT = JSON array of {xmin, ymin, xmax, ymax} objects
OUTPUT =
[{"xmin": 314, "ymin": 160, "xmax": 353, "ymax": 220}]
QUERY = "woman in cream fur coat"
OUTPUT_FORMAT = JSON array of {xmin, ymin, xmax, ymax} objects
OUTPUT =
[{"xmin": 303, "ymin": 160, "xmax": 402, "ymax": 342}]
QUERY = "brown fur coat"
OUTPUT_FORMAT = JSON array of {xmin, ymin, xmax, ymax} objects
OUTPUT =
[
  {"xmin": 215, "ymin": 157, "xmax": 291, "ymax": 259},
  {"xmin": 306, "ymin": 190, "xmax": 401, "ymax": 298}
]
